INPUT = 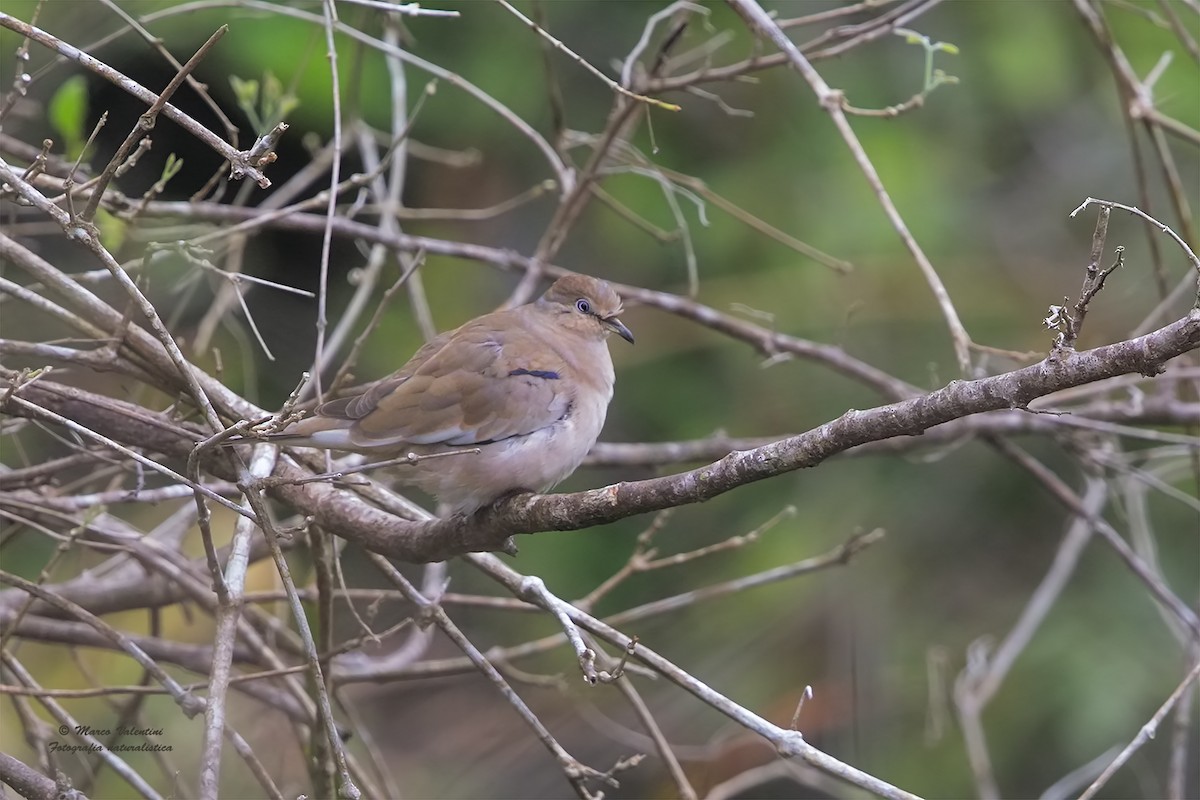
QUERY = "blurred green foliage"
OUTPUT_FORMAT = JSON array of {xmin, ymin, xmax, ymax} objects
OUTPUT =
[{"xmin": 46, "ymin": 74, "xmax": 88, "ymax": 158}]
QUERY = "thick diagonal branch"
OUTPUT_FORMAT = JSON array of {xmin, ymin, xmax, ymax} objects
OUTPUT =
[{"xmin": 5, "ymin": 310, "xmax": 1197, "ymax": 564}]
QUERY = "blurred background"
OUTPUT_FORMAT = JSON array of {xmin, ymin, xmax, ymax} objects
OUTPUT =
[{"xmin": 1, "ymin": 1, "xmax": 1197, "ymax": 798}]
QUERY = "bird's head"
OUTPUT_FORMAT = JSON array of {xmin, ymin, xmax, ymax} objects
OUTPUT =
[{"xmin": 539, "ymin": 274, "xmax": 634, "ymax": 344}]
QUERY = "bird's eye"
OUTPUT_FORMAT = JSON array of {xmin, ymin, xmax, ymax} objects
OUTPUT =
[{"xmin": 575, "ymin": 298, "xmax": 592, "ymax": 314}]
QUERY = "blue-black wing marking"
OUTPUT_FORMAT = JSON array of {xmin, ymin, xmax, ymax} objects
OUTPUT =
[{"xmin": 508, "ymin": 368, "xmax": 560, "ymax": 380}]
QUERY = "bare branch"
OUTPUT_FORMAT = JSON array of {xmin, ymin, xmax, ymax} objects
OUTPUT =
[{"xmin": 0, "ymin": 12, "xmax": 272, "ymax": 186}]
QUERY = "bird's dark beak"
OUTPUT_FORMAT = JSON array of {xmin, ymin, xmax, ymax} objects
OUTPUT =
[{"xmin": 605, "ymin": 316, "xmax": 635, "ymax": 344}]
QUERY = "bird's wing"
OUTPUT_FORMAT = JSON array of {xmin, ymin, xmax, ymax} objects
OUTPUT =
[
  {"xmin": 328, "ymin": 317, "xmax": 574, "ymax": 448},
  {"xmin": 316, "ymin": 329, "xmax": 455, "ymax": 421}
]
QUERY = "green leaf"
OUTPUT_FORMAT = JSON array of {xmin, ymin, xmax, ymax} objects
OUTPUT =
[
  {"xmin": 48, "ymin": 75, "xmax": 88, "ymax": 157},
  {"xmin": 230, "ymin": 74, "xmax": 263, "ymax": 131},
  {"xmin": 161, "ymin": 153, "xmax": 184, "ymax": 182},
  {"xmin": 230, "ymin": 74, "xmax": 259, "ymax": 108},
  {"xmin": 263, "ymin": 71, "xmax": 284, "ymax": 103},
  {"xmin": 94, "ymin": 207, "xmax": 127, "ymax": 252}
]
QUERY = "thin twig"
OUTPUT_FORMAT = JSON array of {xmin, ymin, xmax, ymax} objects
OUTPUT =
[
  {"xmin": 1079, "ymin": 658, "xmax": 1200, "ymax": 800},
  {"xmin": 725, "ymin": 0, "xmax": 973, "ymax": 373},
  {"xmin": 198, "ymin": 444, "xmax": 276, "ymax": 800},
  {"xmin": 0, "ymin": 12, "xmax": 272, "ymax": 186},
  {"xmin": 81, "ymin": 26, "xmax": 227, "ymax": 222},
  {"xmin": 496, "ymin": 0, "xmax": 680, "ymax": 112}
]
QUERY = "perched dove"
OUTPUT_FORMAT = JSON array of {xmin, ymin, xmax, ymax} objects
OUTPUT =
[{"xmin": 270, "ymin": 273, "xmax": 633, "ymax": 513}]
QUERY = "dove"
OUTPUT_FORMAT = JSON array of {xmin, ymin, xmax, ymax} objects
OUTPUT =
[{"xmin": 268, "ymin": 273, "xmax": 633, "ymax": 513}]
